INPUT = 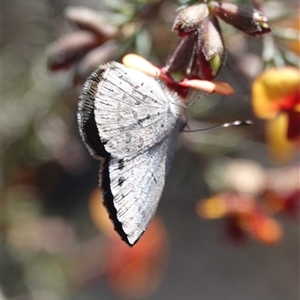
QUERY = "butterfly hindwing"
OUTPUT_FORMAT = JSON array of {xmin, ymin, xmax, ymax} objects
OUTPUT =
[{"xmin": 100, "ymin": 127, "xmax": 180, "ymax": 245}]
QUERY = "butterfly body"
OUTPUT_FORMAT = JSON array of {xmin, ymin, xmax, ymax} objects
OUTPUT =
[{"xmin": 78, "ymin": 62, "xmax": 184, "ymax": 245}]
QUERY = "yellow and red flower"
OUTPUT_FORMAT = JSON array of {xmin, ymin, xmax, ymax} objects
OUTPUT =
[
  {"xmin": 196, "ymin": 160, "xmax": 299, "ymax": 245},
  {"xmin": 252, "ymin": 67, "xmax": 300, "ymax": 161},
  {"xmin": 196, "ymin": 192, "xmax": 283, "ymax": 245}
]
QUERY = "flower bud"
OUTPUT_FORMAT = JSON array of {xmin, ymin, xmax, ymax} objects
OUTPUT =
[
  {"xmin": 208, "ymin": 1, "xmax": 271, "ymax": 35},
  {"xmin": 65, "ymin": 6, "xmax": 118, "ymax": 38},
  {"xmin": 46, "ymin": 31, "xmax": 102, "ymax": 71},
  {"xmin": 173, "ymin": 3, "xmax": 209, "ymax": 36},
  {"xmin": 200, "ymin": 15, "xmax": 225, "ymax": 80},
  {"xmin": 164, "ymin": 32, "xmax": 199, "ymax": 76}
]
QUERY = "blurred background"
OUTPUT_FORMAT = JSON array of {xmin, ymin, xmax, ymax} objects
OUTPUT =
[{"xmin": 2, "ymin": 0, "xmax": 299, "ymax": 299}]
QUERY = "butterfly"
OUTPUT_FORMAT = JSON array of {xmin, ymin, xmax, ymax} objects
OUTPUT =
[{"xmin": 77, "ymin": 61, "xmax": 185, "ymax": 245}]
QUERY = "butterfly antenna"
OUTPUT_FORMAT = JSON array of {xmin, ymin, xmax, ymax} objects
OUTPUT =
[
  {"xmin": 184, "ymin": 92, "xmax": 213, "ymax": 108},
  {"xmin": 183, "ymin": 120, "xmax": 252, "ymax": 132}
]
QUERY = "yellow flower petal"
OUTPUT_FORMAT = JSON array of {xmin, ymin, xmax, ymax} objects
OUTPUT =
[
  {"xmin": 266, "ymin": 113, "xmax": 296, "ymax": 162},
  {"xmin": 196, "ymin": 195, "xmax": 227, "ymax": 219},
  {"xmin": 252, "ymin": 67, "xmax": 300, "ymax": 119},
  {"xmin": 122, "ymin": 53, "xmax": 170, "ymax": 82}
]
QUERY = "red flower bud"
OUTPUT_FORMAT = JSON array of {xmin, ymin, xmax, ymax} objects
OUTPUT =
[
  {"xmin": 164, "ymin": 32, "xmax": 199, "ymax": 76},
  {"xmin": 208, "ymin": 1, "xmax": 271, "ymax": 35},
  {"xmin": 65, "ymin": 7, "xmax": 118, "ymax": 37},
  {"xmin": 173, "ymin": 3, "xmax": 209, "ymax": 36},
  {"xmin": 165, "ymin": 14, "xmax": 226, "ymax": 81},
  {"xmin": 200, "ymin": 15, "xmax": 225, "ymax": 80},
  {"xmin": 46, "ymin": 31, "xmax": 103, "ymax": 71}
]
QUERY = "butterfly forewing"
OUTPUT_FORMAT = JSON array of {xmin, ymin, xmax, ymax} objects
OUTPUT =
[{"xmin": 94, "ymin": 62, "xmax": 182, "ymax": 159}]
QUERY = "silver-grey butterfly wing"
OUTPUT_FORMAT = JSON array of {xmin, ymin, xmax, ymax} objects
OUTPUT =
[
  {"xmin": 77, "ymin": 66, "xmax": 108, "ymax": 160},
  {"xmin": 78, "ymin": 61, "xmax": 184, "ymax": 245},
  {"xmin": 93, "ymin": 62, "xmax": 182, "ymax": 159},
  {"xmin": 100, "ymin": 119, "xmax": 181, "ymax": 245}
]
